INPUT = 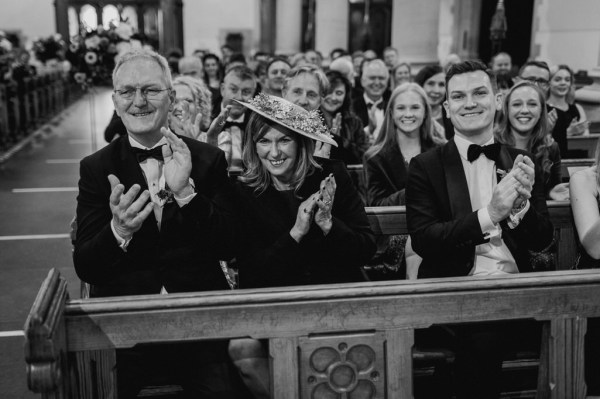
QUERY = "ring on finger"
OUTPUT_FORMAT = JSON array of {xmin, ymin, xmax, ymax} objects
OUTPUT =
[{"xmin": 324, "ymin": 200, "xmax": 332, "ymax": 205}]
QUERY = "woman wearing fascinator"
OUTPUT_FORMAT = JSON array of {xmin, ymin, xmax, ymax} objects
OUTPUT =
[{"xmin": 227, "ymin": 93, "xmax": 376, "ymax": 398}]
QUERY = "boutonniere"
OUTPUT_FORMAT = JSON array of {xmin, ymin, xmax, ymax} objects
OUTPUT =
[{"xmin": 156, "ymin": 187, "xmax": 174, "ymax": 205}]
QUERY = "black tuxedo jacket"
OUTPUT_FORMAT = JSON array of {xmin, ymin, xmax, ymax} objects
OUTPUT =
[
  {"xmin": 406, "ymin": 139, "xmax": 554, "ymax": 278},
  {"xmin": 351, "ymin": 91, "xmax": 391, "ymax": 128},
  {"xmin": 74, "ymin": 135, "xmax": 238, "ymax": 297}
]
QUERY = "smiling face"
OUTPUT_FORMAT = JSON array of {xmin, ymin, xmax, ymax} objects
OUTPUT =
[
  {"xmin": 361, "ymin": 62, "xmax": 389, "ymax": 100},
  {"xmin": 266, "ymin": 61, "xmax": 290, "ymax": 93},
  {"xmin": 423, "ymin": 72, "xmax": 446, "ymax": 106},
  {"xmin": 256, "ymin": 128, "xmax": 298, "ymax": 186},
  {"xmin": 322, "ymin": 83, "xmax": 346, "ymax": 114},
  {"xmin": 204, "ymin": 58, "xmax": 219, "ymax": 77},
  {"xmin": 492, "ymin": 53, "xmax": 512, "ymax": 73},
  {"xmin": 444, "ymin": 70, "xmax": 502, "ymax": 140},
  {"xmin": 393, "ymin": 90, "xmax": 425, "ymax": 137},
  {"xmin": 549, "ymin": 68, "xmax": 572, "ymax": 99},
  {"xmin": 112, "ymin": 58, "xmax": 173, "ymax": 146},
  {"xmin": 169, "ymin": 83, "xmax": 198, "ymax": 125},
  {"xmin": 221, "ymin": 73, "xmax": 256, "ymax": 119},
  {"xmin": 283, "ymin": 73, "xmax": 322, "ymax": 111},
  {"xmin": 507, "ymin": 85, "xmax": 542, "ymax": 136}
]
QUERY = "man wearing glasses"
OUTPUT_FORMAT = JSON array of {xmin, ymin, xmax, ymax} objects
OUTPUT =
[
  {"xmin": 74, "ymin": 49, "xmax": 244, "ymax": 398},
  {"xmin": 516, "ymin": 60, "xmax": 558, "ymax": 129}
]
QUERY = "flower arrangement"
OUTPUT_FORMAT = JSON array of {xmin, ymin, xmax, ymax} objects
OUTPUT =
[{"xmin": 32, "ymin": 34, "xmax": 66, "ymax": 64}]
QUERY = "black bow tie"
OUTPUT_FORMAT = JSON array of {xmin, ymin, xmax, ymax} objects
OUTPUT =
[
  {"xmin": 223, "ymin": 120, "xmax": 245, "ymax": 130},
  {"xmin": 132, "ymin": 146, "xmax": 164, "ymax": 162},
  {"xmin": 467, "ymin": 143, "xmax": 501, "ymax": 163},
  {"xmin": 367, "ymin": 101, "xmax": 384, "ymax": 110}
]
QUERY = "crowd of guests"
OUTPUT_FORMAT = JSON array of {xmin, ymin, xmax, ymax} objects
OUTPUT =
[{"xmin": 75, "ymin": 44, "xmax": 598, "ymax": 398}]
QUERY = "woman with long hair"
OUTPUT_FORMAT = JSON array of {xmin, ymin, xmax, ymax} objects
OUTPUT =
[
  {"xmin": 495, "ymin": 81, "xmax": 568, "ymax": 200},
  {"xmin": 364, "ymin": 82, "xmax": 446, "ymax": 206},
  {"xmin": 414, "ymin": 64, "xmax": 454, "ymax": 139},
  {"xmin": 202, "ymin": 53, "xmax": 224, "ymax": 111},
  {"xmin": 547, "ymin": 64, "xmax": 589, "ymax": 157},
  {"xmin": 391, "ymin": 62, "xmax": 412, "ymax": 89},
  {"xmin": 228, "ymin": 93, "xmax": 375, "ymax": 398},
  {"xmin": 167, "ymin": 76, "xmax": 212, "ymax": 140},
  {"xmin": 321, "ymin": 70, "xmax": 368, "ymax": 164}
]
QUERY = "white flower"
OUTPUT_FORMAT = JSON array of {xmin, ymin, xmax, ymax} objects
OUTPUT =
[{"xmin": 84, "ymin": 51, "xmax": 98, "ymax": 65}]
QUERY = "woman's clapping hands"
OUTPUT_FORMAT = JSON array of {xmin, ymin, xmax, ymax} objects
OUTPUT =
[{"xmin": 289, "ymin": 174, "xmax": 336, "ymax": 242}]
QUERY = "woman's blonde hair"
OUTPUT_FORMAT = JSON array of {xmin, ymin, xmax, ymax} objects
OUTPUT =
[
  {"xmin": 240, "ymin": 113, "xmax": 321, "ymax": 195},
  {"xmin": 495, "ymin": 81, "xmax": 553, "ymax": 175},
  {"xmin": 365, "ymin": 82, "xmax": 445, "ymax": 160},
  {"xmin": 172, "ymin": 76, "xmax": 213, "ymax": 130}
]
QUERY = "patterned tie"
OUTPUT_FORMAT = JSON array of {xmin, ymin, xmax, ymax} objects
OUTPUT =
[
  {"xmin": 132, "ymin": 146, "xmax": 164, "ymax": 162},
  {"xmin": 467, "ymin": 143, "xmax": 501, "ymax": 163}
]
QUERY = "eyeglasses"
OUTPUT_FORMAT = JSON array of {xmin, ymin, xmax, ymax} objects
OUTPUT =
[
  {"xmin": 114, "ymin": 87, "xmax": 171, "ymax": 100},
  {"xmin": 519, "ymin": 76, "xmax": 549, "ymax": 88}
]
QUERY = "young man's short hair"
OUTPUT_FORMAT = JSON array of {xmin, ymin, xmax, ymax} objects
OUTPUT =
[{"xmin": 445, "ymin": 60, "xmax": 497, "ymax": 93}]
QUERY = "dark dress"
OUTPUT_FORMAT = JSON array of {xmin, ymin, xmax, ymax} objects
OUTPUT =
[
  {"xmin": 233, "ymin": 158, "xmax": 376, "ymax": 288},
  {"xmin": 537, "ymin": 141, "xmax": 562, "ymax": 198},
  {"xmin": 547, "ymin": 103, "xmax": 580, "ymax": 157},
  {"xmin": 364, "ymin": 141, "xmax": 437, "ymax": 206}
]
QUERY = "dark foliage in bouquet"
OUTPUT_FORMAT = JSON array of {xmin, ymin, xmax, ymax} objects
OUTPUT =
[{"xmin": 32, "ymin": 34, "xmax": 67, "ymax": 64}]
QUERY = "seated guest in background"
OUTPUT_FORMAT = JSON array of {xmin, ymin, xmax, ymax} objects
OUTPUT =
[
  {"xmin": 352, "ymin": 59, "xmax": 390, "ymax": 144},
  {"xmin": 495, "ymin": 81, "xmax": 568, "ymax": 200},
  {"xmin": 329, "ymin": 56, "xmax": 356, "ymax": 88},
  {"xmin": 490, "ymin": 52, "xmax": 513, "ymax": 75},
  {"xmin": 414, "ymin": 64, "xmax": 454, "ymax": 139},
  {"xmin": 178, "ymin": 55, "xmax": 203, "ymax": 78},
  {"xmin": 282, "ymin": 64, "xmax": 334, "ymax": 159},
  {"xmin": 516, "ymin": 60, "xmax": 559, "ymax": 134},
  {"xmin": 352, "ymin": 51, "xmax": 365, "ymax": 87},
  {"xmin": 166, "ymin": 48, "xmax": 182, "ymax": 75},
  {"xmin": 220, "ymin": 44, "xmax": 233, "ymax": 65},
  {"xmin": 495, "ymin": 71, "xmax": 514, "ymax": 98},
  {"xmin": 570, "ymin": 141, "xmax": 600, "ymax": 394},
  {"xmin": 407, "ymin": 60, "xmax": 554, "ymax": 398},
  {"xmin": 225, "ymin": 52, "xmax": 248, "ymax": 71},
  {"xmin": 262, "ymin": 56, "xmax": 291, "ymax": 97},
  {"xmin": 547, "ymin": 64, "xmax": 589, "ymax": 157},
  {"xmin": 383, "ymin": 46, "xmax": 399, "ymax": 70},
  {"xmin": 208, "ymin": 65, "xmax": 257, "ymax": 171},
  {"xmin": 167, "ymin": 75, "xmax": 212, "ymax": 140},
  {"xmin": 391, "ymin": 62, "xmax": 412, "ymax": 89},
  {"xmin": 74, "ymin": 49, "xmax": 243, "ymax": 398},
  {"xmin": 442, "ymin": 53, "xmax": 461, "ymax": 72},
  {"xmin": 228, "ymin": 94, "xmax": 376, "ymax": 397},
  {"xmin": 202, "ymin": 53, "xmax": 224, "ymax": 104},
  {"xmin": 329, "ymin": 47, "xmax": 348, "ymax": 61},
  {"xmin": 305, "ymin": 49, "xmax": 323, "ymax": 68},
  {"xmin": 363, "ymin": 49, "xmax": 377, "ymax": 61},
  {"xmin": 364, "ymin": 83, "xmax": 445, "ymax": 207},
  {"xmin": 321, "ymin": 70, "xmax": 368, "ymax": 164}
]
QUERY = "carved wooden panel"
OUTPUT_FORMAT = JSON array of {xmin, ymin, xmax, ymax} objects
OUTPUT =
[{"xmin": 299, "ymin": 332, "xmax": 386, "ymax": 399}]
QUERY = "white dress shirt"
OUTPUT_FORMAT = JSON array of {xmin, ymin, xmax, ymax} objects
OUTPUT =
[
  {"xmin": 454, "ymin": 135, "xmax": 528, "ymax": 276},
  {"xmin": 363, "ymin": 93, "xmax": 385, "ymax": 141}
]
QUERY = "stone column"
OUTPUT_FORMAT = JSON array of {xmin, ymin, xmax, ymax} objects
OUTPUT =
[
  {"xmin": 54, "ymin": 0, "xmax": 69, "ymax": 41},
  {"xmin": 275, "ymin": 0, "xmax": 302, "ymax": 55},
  {"xmin": 160, "ymin": 0, "xmax": 183, "ymax": 52},
  {"xmin": 259, "ymin": 0, "xmax": 276, "ymax": 53},
  {"xmin": 315, "ymin": 0, "xmax": 348, "ymax": 56}
]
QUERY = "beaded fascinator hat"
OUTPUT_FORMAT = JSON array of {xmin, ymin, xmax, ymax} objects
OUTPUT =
[{"xmin": 235, "ymin": 94, "xmax": 337, "ymax": 146}]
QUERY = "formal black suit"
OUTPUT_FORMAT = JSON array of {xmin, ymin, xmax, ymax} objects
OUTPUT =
[
  {"xmin": 406, "ymin": 139, "xmax": 553, "ymax": 279},
  {"xmin": 74, "ymin": 134, "xmax": 238, "ymax": 297},
  {"xmin": 233, "ymin": 158, "xmax": 376, "ymax": 289},
  {"xmin": 74, "ymin": 134, "xmax": 246, "ymax": 398},
  {"xmin": 351, "ymin": 91, "xmax": 391, "ymax": 129},
  {"xmin": 364, "ymin": 142, "xmax": 437, "ymax": 206},
  {"xmin": 406, "ymin": 139, "xmax": 553, "ymax": 398}
]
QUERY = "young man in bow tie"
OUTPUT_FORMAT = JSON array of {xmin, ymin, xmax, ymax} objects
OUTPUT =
[
  {"xmin": 406, "ymin": 60, "xmax": 553, "ymax": 398},
  {"xmin": 74, "ymin": 49, "xmax": 244, "ymax": 398}
]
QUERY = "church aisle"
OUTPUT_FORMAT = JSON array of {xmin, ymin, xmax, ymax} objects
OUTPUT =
[{"xmin": 0, "ymin": 87, "xmax": 113, "ymax": 398}]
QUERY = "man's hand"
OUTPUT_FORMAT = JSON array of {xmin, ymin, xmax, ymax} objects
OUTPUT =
[
  {"xmin": 488, "ymin": 173, "xmax": 521, "ymax": 224},
  {"xmin": 161, "ymin": 127, "xmax": 192, "ymax": 196},
  {"xmin": 205, "ymin": 105, "xmax": 231, "ymax": 147},
  {"xmin": 108, "ymin": 174, "xmax": 154, "ymax": 239},
  {"xmin": 170, "ymin": 112, "xmax": 202, "ymax": 140}
]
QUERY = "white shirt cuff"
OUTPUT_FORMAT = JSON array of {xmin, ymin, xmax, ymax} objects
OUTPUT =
[
  {"xmin": 478, "ymin": 207, "xmax": 502, "ymax": 240},
  {"xmin": 110, "ymin": 220, "xmax": 132, "ymax": 251},
  {"xmin": 174, "ymin": 191, "xmax": 197, "ymax": 206}
]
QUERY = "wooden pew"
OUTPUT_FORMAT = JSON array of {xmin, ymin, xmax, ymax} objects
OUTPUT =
[
  {"xmin": 366, "ymin": 201, "xmax": 578, "ymax": 271},
  {"xmin": 561, "ymin": 158, "xmax": 595, "ymax": 181},
  {"xmin": 568, "ymin": 133, "xmax": 599, "ymax": 158},
  {"xmin": 25, "ymin": 267, "xmax": 599, "ymax": 399}
]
